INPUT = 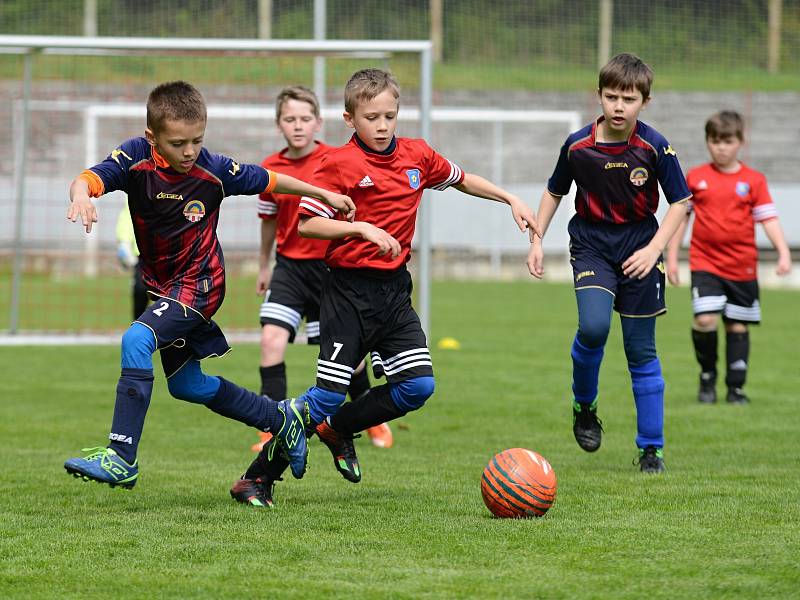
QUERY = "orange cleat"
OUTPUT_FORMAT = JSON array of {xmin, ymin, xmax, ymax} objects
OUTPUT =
[
  {"xmin": 250, "ymin": 431, "xmax": 273, "ymax": 452},
  {"xmin": 366, "ymin": 422, "xmax": 393, "ymax": 448}
]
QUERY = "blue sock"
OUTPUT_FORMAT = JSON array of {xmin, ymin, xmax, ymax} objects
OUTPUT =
[
  {"xmin": 301, "ymin": 386, "xmax": 347, "ymax": 424},
  {"xmin": 207, "ymin": 377, "xmax": 280, "ymax": 431},
  {"xmin": 629, "ymin": 358, "xmax": 665, "ymax": 449},
  {"xmin": 108, "ymin": 367, "xmax": 154, "ymax": 464},
  {"xmin": 571, "ymin": 336, "xmax": 605, "ymax": 405}
]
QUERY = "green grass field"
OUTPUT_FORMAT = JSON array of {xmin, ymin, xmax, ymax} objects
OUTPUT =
[{"xmin": 1, "ymin": 281, "xmax": 798, "ymax": 599}]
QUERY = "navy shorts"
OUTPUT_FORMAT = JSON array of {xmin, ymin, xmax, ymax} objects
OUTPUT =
[
  {"xmin": 568, "ymin": 214, "xmax": 666, "ymax": 317},
  {"xmin": 259, "ymin": 255, "xmax": 328, "ymax": 344},
  {"xmin": 314, "ymin": 267, "xmax": 432, "ymax": 394},
  {"xmin": 135, "ymin": 296, "xmax": 230, "ymax": 378},
  {"xmin": 691, "ymin": 271, "xmax": 761, "ymax": 323}
]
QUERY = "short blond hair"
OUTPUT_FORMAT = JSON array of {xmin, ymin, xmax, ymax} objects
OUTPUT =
[
  {"xmin": 344, "ymin": 69, "xmax": 400, "ymax": 114},
  {"xmin": 146, "ymin": 81, "xmax": 207, "ymax": 133},
  {"xmin": 275, "ymin": 86, "xmax": 320, "ymax": 121}
]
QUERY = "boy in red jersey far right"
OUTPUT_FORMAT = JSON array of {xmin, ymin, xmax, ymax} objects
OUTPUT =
[
  {"xmin": 230, "ymin": 68, "xmax": 539, "ymax": 506},
  {"xmin": 666, "ymin": 110, "xmax": 792, "ymax": 404}
]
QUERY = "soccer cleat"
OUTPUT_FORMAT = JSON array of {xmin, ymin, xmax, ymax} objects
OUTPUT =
[
  {"xmin": 274, "ymin": 398, "xmax": 310, "ymax": 479},
  {"xmin": 366, "ymin": 422, "xmax": 394, "ymax": 448},
  {"xmin": 230, "ymin": 476, "xmax": 278, "ymax": 508},
  {"xmin": 698, "ymin": 372, "xmax": 717, "ymax": 404},
  {"xmin": 637, "ymin": 446, "xmax": 666, "ymax": 473},
  {"xmin": 572, "ymin": 400, "xmax": 603, "ymax": 452},
  {"xmin": 315, "ymin": 420, "xmax": 361, "ymax": 483},
  {"xmin": 726, "ymin": 387, "xmax": 750, "ymax": 405},
  {"xmin": 64, "ymin": 446, "xmax": 138, "ymax": 489},
  {"xmin": 251, "ymin": 431, "xmax": 273, "ymax": 452}
]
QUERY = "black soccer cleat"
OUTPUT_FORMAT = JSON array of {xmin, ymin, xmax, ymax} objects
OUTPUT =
[
  {"xmin": 698, "ymin": 371, "xmax": 717, "ymax": 404},
  {"xmin": 230, "ymin": 476, "xmax": 278, "ymax": 508},
  {"xmin": 315, "ymin": 420, "xmax": 361, "ymax": 483},
  {"xmin": 572, "ymin": 400, "xmax": 603, "ymax": 452},
  {"xmin": 637, "ymin": 446, "xmax": 666, "ymax": 473},
  {"xmin": 726, "ymin": 387, "xmax": 750, "ymax": 405}
]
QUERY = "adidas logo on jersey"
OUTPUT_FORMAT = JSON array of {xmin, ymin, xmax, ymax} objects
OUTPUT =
[
  {"xmin": 696, "ymin": 179, "xmax": 708, "ymax": 190},
  {"xmin": 358, "ymin": 175, "xmax": 374, "ymax": 188}
]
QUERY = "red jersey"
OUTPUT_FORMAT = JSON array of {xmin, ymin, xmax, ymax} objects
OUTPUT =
[
  {"xmin": 258, "ymin": 142, "xmax": 333, "ymax": 260},
  {"xmin": 298, "ymin": 135, "xmax": 464, "ymax": 270},
  {"xmin": 686, "ymin": 162, "xmax": 778, "ymax": 281}
]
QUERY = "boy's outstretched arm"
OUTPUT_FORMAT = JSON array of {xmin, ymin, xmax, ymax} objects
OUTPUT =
[
  {"xmin": 623, "ymin": 201, "xmax": 689, "ymax": 279},
  {"xmin": 527, "ymin": 190, "xmax": 562, "ymax": 279},
  {"xmin": 298, "ymin": 216, "xmax": 401, "ymax": 258},
  {"xmin": 67, "ymin": 177, "xmax": 98, "ymax": 233},
  {"xmin": 665, "ymin": 209, "xmax": 691, "ymax": 286},
  {"xmin": 454, "ymin": 173, "xmax": 540, "ymax": 238},
  {"xmin": 273, "ymin": 173, "xmax": 356, "ymax": 221},
  {"xmin": 761, "ymin": 218, "xmax": 792, "ymax": 275}
]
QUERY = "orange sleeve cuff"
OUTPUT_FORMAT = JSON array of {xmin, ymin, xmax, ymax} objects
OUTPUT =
[
  {"xmin": 79, "ymin": 170, "xmax": 105, "ymax": 197},
  {"xmin": 263, "ymin": 169, "xmax": 278, "ymax": 194}
]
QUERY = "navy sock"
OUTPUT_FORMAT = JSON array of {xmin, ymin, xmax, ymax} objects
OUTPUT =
[
  {"xmin": 207, "ymin": 377, "xmax": 280, "ymax": 431},
  {"xmin": 725, "ymin": 331, "xmax": 749, "ymax": 389},
  {"xmin": 629, "ymin": 358, "xmax": 665, "ymax": 449},
  {"xmin": 108, "ymin": 367, "xmax": 154, "ymax": 464},
  {"xmin": 259, "ymin": 362, "xmax": 287, "ymax": 400}
]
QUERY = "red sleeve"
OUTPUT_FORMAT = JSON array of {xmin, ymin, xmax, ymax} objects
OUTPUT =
[
  {"xmin": 258, "ymin": 191, "xmax": 278, "ymax": 220},
  {"xmin": 422, "ymin": 141, "xmax": 464, "ymax": 191},
  {"xmin": 751, "ymin": 172, "xmax": 778, "ymax": 222}
]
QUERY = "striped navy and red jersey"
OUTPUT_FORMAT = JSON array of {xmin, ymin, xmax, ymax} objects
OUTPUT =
[
  {"xmin": 547, "ymin": 117, "xmax": 691, "ymax": 224},
  {"xmin": 81, "ymin": 137, "xmax": 276, "ymax": 319},
  {"xmin": 686, "ymin": 162, "xmax": 778, "ymax": 281},
  {"xmin": 257, "ymin": 141, "xmax": 333, "ymax": 260},
  {"xmin": 298, "ymin": 135, "xmax": 464, "ymax": 270}
]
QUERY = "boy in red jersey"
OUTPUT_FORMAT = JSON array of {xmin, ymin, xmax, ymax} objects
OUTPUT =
[
  {"xmin": 666, "ymin": 110, "xmax": 792, "ymax": 404},
  {"xmin": 63, "ymin": 81, "xmax": 354, "ymax": 489},
  {"xmin": 230, "ymin": 68, "xmax": 538, "ymax": 507},
  {"xmin": 528, "ymin": 54, "xmax": 692, "ymax": 473}
]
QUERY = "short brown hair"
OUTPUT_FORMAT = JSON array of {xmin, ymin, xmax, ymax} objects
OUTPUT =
[
  {"xmin": 705, "ymin": 110, "xmax": 744, "ymax": 141},
  {"xmin": 598, "ymin": 53, "xmax": 654, "ymax": 100},
  {"xmin": 344, "ymin": 69, "xmax": 400, "ymax": 114},
  {"xmin": 146, "ymin": 81, "xmax": 207, "ymax": 133},
  {"xmin": 275, "ymin": 86, "xmax": 320, "ymax": 121}
]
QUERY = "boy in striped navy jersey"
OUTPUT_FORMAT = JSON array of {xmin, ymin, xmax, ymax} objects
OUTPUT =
[
  {"xmin": 63, "ymin": 81, "xmax": 353, "ymax": 489},
  {"xmin": 233, "ymin": 68, "xmax": 539, "ymax": 505}
]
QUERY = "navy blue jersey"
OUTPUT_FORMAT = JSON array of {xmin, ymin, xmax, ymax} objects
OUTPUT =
[
  {"xmin": 86, "ymin": 137, "xmax": 275, "ymax": 319},
  {"xmin": 547, "ymin": 118, "xmax": 691, "ymax": 224}
]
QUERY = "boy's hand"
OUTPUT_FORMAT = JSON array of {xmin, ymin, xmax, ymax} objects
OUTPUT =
[
  {"xmin": 776, "ymin": 253, "xmax": 792, "ymax": 276},
  {"xmin": 256, "ymin": 266, "xmax": 272, "ymax": 295},
  {"xmin": 622, "ymin": 243, "xmax": 661, "ymax": 279},
  {"xmin": 666, "ymin": 257, "xmax": 680, "ymax": 286},
  {"xmin": 322, "ymin": 192, "xmax": 356, "ymax": 222},
  {"xmin": 508, "ymin": 197, "xmax": 541, "ymax": 238},
  {"xmin": 67, "ymin": 195, "xmax": 98, "ymax": 233},
  {"xmin": 359, "ymin": 223, "xmax": 401, "ymax": 258},
  {"xmin": 527, "ymin": 237, "xmax": 545, "ymax": 279}
]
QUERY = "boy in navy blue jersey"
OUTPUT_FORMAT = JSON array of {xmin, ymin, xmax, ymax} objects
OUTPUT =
[
  {"xmin": 64, "ymin": 81, "xmax": 354, "ymax": 489},
  {"xmin": 528, "ymin": 54, "xmax": 691, "ymax": 473}
]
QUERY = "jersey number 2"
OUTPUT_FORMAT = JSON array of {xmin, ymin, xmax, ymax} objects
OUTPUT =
[{"xmin": 153, "ymin": 302, "xmax": 170, "ymax": 317}]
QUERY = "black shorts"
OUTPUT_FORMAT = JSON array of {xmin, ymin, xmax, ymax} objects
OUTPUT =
[
  {"xmin": 313, "ymin": 267, "xmax": 433, "ymax": 394},
  {"xmin": 569, "ymin": 214, "xmax": 666, "ymax": 317},
  {"xmin": 135, "ymin": 296, "xmax": 231, "ymax": 378},
  {"xmin": 259, "ymin": 255, "xmax": 328, "ymax": 343},
  {"xmin": 690, "ymin": 271, "xmax": 761, "ymax": 323}
]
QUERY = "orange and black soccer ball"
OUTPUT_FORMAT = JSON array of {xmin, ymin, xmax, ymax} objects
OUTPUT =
[{"xmin": 481, "ymin": 448, "xmax": 557, "ymax": 518}]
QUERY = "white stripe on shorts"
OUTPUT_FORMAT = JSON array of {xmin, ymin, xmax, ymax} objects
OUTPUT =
[
  {"xmin": 305, "ymin": 321, "xmax": 320, "ymax": 338},
  {"xmin": 692, "ymin": 295, "xmax": 727, "ymax": 314},
  {"xmin": 259, "ymin": 302, "xmax": 302, "ymax": 330},
  {"xmin": 381, "ymin": 348, "xmax": 432, "ymax": 376},
  {"xmin": 724, "ymin": 301, "xmax": 761, "ymax": 322}
]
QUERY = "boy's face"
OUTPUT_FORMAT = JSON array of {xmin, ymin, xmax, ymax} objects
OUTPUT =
[
  {"xmin": 598, "ymin": 86, "xmax": 649, "ymax": 138},
  {"xmin": 706, "ymin": 135, "xmax": 742, "ymax": 169},
  {"xmin": 343, "ymin": 89, "xmax": 399, "ymax": 152},
  {"xmin": 277, "ymin": 99, "xmax": 322, "ymax": 152},
  {"xmin": 146, "ymin": 118, "xmax": 206, "ymax": 174}
]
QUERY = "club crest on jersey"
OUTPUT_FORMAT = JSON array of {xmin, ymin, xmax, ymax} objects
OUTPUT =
[
  {"xmin": 736, "ymin": 182, "xmax": 750, "ymax": 197},
  {"xmin": 406, "ymin": 169, "xmax": 421, "ymax": 190},
  {"xmin": 183, "ymin": 200, "xmax": 206, "ymax": 222},
  {"xmin": 629, "ymin": 167, "xmax": 649, "ymax": 187}
]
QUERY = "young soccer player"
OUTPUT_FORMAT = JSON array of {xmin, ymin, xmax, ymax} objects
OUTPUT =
[
  {"xmin": 63, "ymin": 81, "xmax": 354, "ymax": 489},
  {"xmin": 229, "ymin": 68, "xmax": 539, "ymax": 507},
  {"xmin": 527, "ymin": 53, "xmax": 692, "ymax": 473},
  {"xmin": 666, "ymin": 110, "xmax": 792, "ymax": 404},
  {"xmin": 251, "ymin": 86, "xmax": 392, "ymax": 477}
]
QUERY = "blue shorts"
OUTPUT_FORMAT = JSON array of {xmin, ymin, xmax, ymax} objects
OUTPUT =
[
  {"xmin": 135, "ymin": 296, "xmax": 231, "ymax": 377},
  {"xmin": 568, "ymin": 214, "xmax": 666, "ymax": 318}
]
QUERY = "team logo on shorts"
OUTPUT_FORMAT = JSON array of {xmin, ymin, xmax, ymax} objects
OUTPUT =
[
  {"xmin": 406, "ymin": 169, "xmax": 421, "ymax": 190},
  {"xmin": 629, "ymin": 167, "xmax": 649, "ymax": 187},
  {"xmin": 736, "ymin": 182, "xmax": 750, "ymax": 197},
  {"xmin": 183, "ymin": 200, "xmax": 206, "ymax": 222}
]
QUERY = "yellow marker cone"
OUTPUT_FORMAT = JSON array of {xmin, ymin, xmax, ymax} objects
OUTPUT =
[{"xmin": 437, "ymin": 337, "xmax": 461, "ymax": 350}]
